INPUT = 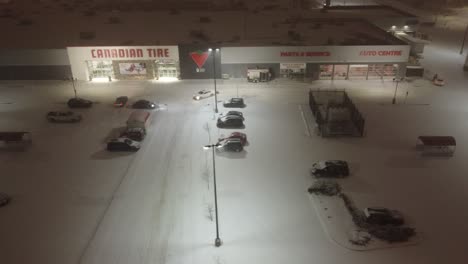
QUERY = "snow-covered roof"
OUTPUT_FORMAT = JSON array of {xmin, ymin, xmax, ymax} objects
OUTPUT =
[{"xmin": 0, "ymin": 2, "xmax": 407, "ymax": 48}]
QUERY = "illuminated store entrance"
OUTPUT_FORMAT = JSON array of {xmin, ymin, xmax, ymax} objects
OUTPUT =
[
  {"xmin": 87, "ymin": 61, "xmax": 114, "ymax": 80},
  {"xmin": 155, "ymin": 60, "xmax": 179, "ymax": 79}
]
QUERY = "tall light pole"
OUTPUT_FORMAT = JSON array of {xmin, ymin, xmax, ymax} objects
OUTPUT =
[
  {"xmin": 209, "ymin": 48, "xmax": 220, "ymax": 113},
  {"xmin": 70, "ymin": 77, "xmax": 77, "ymax": 98},
  {"xmin": 203, "ymin": 143, "xmax": 222, "ymax": 247},
  {"xmin": 460, "ymin": 24, "xmax": 468, "ymax": 54},
  {"xmin": 392, "ymin": 77, "xmax": 402, "ymax": 105}
]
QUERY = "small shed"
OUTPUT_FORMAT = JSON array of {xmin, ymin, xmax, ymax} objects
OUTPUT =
[{"xmin": 416, "ymin": 136, "xmax": 456, "ymax": 156}]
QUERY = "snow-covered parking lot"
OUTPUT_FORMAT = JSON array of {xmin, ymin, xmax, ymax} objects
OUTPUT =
[{"xmin": 0, "ymin": 73, "xmax": 468, "ymax": 264}]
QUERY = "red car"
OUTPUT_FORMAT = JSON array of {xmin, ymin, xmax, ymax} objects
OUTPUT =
[
  {"xmin": 114, "ymin": 96, "xmax": 128, "ymax": 107},
  {"xmin": 218, "ymin": 132, "xmax": 247, "ymax": 146}
]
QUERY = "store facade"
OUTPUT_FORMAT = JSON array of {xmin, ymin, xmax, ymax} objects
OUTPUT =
[
  {"xmin": 220, "ymin": 45, "xmax": 410, "ymax": 81},
  {"xmin": 67, "ymin": 46, "xmax": 179, "ymax": 81}
]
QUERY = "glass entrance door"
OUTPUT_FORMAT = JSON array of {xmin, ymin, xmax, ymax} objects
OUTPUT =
[
  {"xmin": 87, "ymin": 61, "xmax": 114, "ymax": 80},
  {"xmin": 155, "ymin": 60, "xmax": 179, "ymax": 79}
]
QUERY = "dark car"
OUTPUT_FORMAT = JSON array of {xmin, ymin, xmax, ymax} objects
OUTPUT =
[
  {"xmin": 46, "ymin": 111, "xmax": 82, "ymax": 122},
  {"xmin": 0, "ymin": 192, "xmax": 11, "ymax": 207},
  {"xmin": 120, "ymin": 127, "xmax": 146, "ymax": 141},
  {"xmin": 364, "ymin": 207, "xmax": 404, "ymax": 226},
  {"xmin": 68, "ymin": 98, "xmax": 92, "ymax": 108},
  {"xmin": 218, "ymin": 132, "xmax": 247, "ymax": 146},
  {"xmin": 132, "ymin": 99, "xmax": 156, "ymax": 109},
  {"xmin": 107, "ymin": 138, "xmax": 141, "ymax": 152},
  {"xmin": 114, "ymin": 96, "xmax": 129, "ymax": 107},
  {"xmin": 220, "ymin": 111, "xmax": 244, "ymax": 121},
  {"xmin": 223, "ymin": 98, "xmax": 245, "ymax": 108},
  {"xmin": 216, "ymin": 138, "xmax": 243, "ymax": 152},
  {"xmin": 217, "ymin": 116, "xmax": 244, "ymax": 128},
  {"xmin": 310, "ymin": 160, "xmax": 349, "ymax": 178}
]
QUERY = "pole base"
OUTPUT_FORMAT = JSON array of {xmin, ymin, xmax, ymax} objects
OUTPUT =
[
  {"xmin": 392, "ymin": 98, "xmax": 396, "ymax": 105},
  {"xmin": 215, "ymin": 238, "xmax": 222, "ymax": 247}
]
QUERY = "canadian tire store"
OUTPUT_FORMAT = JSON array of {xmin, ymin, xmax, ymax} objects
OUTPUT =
[
  {"xmin": 67, "ymin": 46, "xmax": 179, "ymax": 81},
  {"xmin": 220, "ymin": 45, "xmax": 410, "ymax": 81}
]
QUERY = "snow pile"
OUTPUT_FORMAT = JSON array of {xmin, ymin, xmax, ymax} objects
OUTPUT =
[
  {"xmin": 307, "ymin": 180, "xmax": 342, "ymax": 196},
  {"xmin": 309, "ymin": 180, "xmax": 416, "ymax": 246}
]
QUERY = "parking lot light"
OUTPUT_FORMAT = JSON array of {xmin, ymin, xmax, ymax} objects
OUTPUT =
[
  {"xmin": 209, "ymin": 48, "xmax": 220, "ymax": 113},
  {"xmin": 203, "ymin": 143, "xmax": 222, "ymax": 247}
]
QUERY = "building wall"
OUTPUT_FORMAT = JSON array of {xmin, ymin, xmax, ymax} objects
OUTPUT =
[
  {"xmin": 306, "ymin": 63, "xmax": 320, "ymax": 80},
  {"xmin": 67, "ymin": 46, "xmax": 179, "ymax": 80},
  {"xmin": 0, "ymin": 66, "xmax": 71, "ymax": 80},
  {"xmin": 0, "ymin": 49, "xmax": 71, "ymax": 80},
  {"xmin": 221, "ymin": 63, "xmax": 280, "ymax": 79},
  {"xmin": 178, "ymin": 44, "xmax": 221, "ymax": 79},
  {"xmin": 221, "ymin": 45, "xmax": 410, "ymax": 64}
]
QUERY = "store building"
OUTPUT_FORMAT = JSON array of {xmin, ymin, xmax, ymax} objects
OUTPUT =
[
  {"xmin": 177, "ymin": 44, "xmax": 410, "ymax": 81},
  {"xmin": 220, "ymin": 45, "xmax": 410, "ymax": 80},
  {"xmin": 67, "ymin": 46, "xmax": 180, "ymax": 81}
]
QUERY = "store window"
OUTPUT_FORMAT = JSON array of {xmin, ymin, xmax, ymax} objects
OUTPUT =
[
  {"xmin": 368, "ymin": 64, "xmax": 398, "ymax": 79},
  {"xmin": 319, "ymin": 65, "xmax": 333, "ymax": 80},
  {"xmin": 333, "ymin": 64, "xmax": 348, "ymax": 80},
  {"xmin": 87, "ymin": 61, "xmax": 114, "ymax": 80},
  {"xmin": 348, "ymin": 64, "xmax": 368, "ymax": 79},
  {"xmin": 280, "ymin": 63, "xmax": 306, "ymax": 79}
]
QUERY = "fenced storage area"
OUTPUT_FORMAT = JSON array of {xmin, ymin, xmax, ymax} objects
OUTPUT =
[{"xmin": 309, "ymin": 89, "xmax": 365, "ymax": 137}]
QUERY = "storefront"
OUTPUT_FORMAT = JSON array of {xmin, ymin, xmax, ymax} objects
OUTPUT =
[
  {"xmin": 67, "ymin": 46, "xmax": 179, "ymax": 81},
  {"xmin": 220, "ymin": 45, "xmax": 410, "ymax": 81}
]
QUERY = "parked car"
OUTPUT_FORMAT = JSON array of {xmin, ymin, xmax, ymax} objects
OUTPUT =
[
  {"xmin": 114, "ymin": 96, "xmax": 129, "ymax": 107},
  {"xmin": 0, "ymin": 192, "xmax": 10, "ymax": 207},
  {"xmin": 310, "ymin": 160, "xmax": 349, "ymax": 178},
  {"xmin": 132, "ymin": 99, "xmax": 156, "ymax": 109},
  {"xmin": 0, "ymin": 132, "xmax": 32, "ymax": 150},
  {"xmin": 364, "ymin": 207, "xmax": 404, "ymax": 226},
  {"xmin": 218, "ymin": 132, "xmax": 247, "ymax": 146},
  {"xmin": 433, "ymin": 77, "xmax": 445, "ymax": 86},
  {"xmin": 120, "ymin": 127, "xmax": 146, "ymax": 141},
  {"xmin": 223, "ymin": 97, "xmax": 245, "ymax": 108},
  {"xmin": 217, "ymin": 115, "xmax": 244, "ymax": 128},
  {"xmin": 193, "ymin": 90, "xmax": 217, "ymax": 100},
  {"xmin": 107, "ymin": 137, "xmax": 141, "ymax": 152},
  {"xmin": 216, "ymin": 138, "xmax": 243, "ymax": 152},
  {"xmin": 68, "ymin": 97, "xmax": 92, "ymax": 108},
  {"xmin": 220, "ymin": 110, "xmax": 244, "ymax": 121},
  {"xmin": 46, "ymin": 111, "xmax": 82, "ymax": 123}
]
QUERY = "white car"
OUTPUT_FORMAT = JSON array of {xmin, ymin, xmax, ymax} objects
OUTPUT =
[
  {"xmin": 193, "ymin": 89, "xmax": 216, "ymax": 100},
  {"xmin": 433, "ymin": 78, "xmax": 445, "ymax": 86},
  {"xmin": 46, "ymin": 111, "xmax": 82, "ymax": 122}
]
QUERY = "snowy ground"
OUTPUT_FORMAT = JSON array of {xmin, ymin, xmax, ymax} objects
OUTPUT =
[
  {"xmin": 2, "ymin": 4, "xmax": 468, "ymax": 263},
  {"xmin": 1, "ymin": 70, "xmax": 468, "ymax": 264}
]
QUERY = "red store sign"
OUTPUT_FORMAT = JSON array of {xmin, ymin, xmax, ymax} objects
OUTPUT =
[
  {"xmin": 359, "ymin": 50, "xmax": 402, "ymax": 56},
  {"xmin": 91, "ymin": 48, "xmax": 170, "ymax": 59},
  {"xmin": 280, "ymin": 51, "xmax": 331, "ymax": 57}
]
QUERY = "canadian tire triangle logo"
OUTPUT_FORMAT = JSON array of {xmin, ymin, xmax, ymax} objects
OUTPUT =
[{"xmin": 190, "ymin": 50, "xmax": 209, "ymax": 69}]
